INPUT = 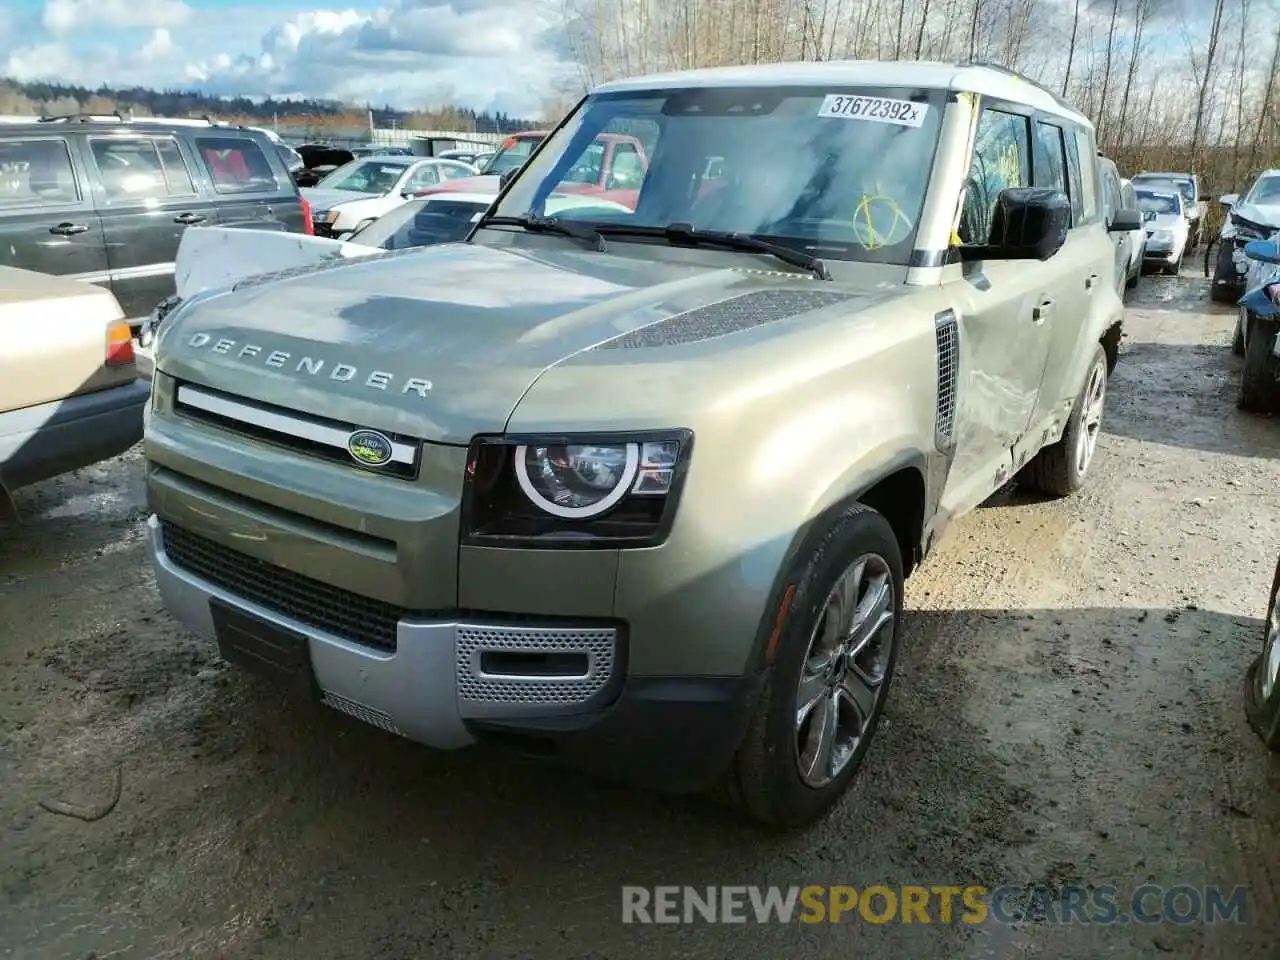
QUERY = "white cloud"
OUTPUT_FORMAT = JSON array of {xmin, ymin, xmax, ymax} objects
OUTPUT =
[
  {"xmin": 1, "ymin": 0, "xmax": 583, "ymax": 117},
  {"xmin": 42, "ymin": 0, "xmax": 192, "ymax": 34},
  {"xmin": 183, "ymin": 1, "xmax": 573, "ymax": 114},
  {"xmin": 140, "ymin": 27, "xmax": 174, "ymax": 62}
]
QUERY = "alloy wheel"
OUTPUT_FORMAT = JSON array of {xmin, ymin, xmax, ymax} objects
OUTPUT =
[
  {"xmin": 794, "ymin": 553, "xmax": 896, "ymax": 788},
  {"xmin": 1075, "ymin": 360, "xmax": 1107, "ymax": 477}
]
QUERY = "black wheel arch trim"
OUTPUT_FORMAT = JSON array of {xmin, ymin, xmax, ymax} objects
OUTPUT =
[{"xmin": 743, "ymin": 449, "xmax": 936, "ymax": 673}]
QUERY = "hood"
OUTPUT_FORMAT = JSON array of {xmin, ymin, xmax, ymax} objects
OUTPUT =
[
  {"xmin": 155, "ymin": 242, "xmax": 904, "ymax": 445},
  {"xmin": 1232, "ymin": 201, "xmax": 1280, "ymax": 230},
  {"xmin": 301, "ymin": 187, "xmax": 383, "ymax": 211},
  {"xmin": 1144, "ymin": 212, "xmax": 1185, "ymax": 231},
  {"xmin": 174, "ymin": 226, "xmax": 379, "ymax": 300},
  {"xmin": 420, "ymin": 175, "xmax": 501, "ymax": 197}
]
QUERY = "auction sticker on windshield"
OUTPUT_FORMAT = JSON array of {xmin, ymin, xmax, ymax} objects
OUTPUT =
[{"xmin": 817, "ymin": 95, "xmax": 929, "ymax": 128}]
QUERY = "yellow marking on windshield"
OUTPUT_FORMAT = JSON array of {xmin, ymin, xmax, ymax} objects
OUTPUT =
[{"xmin": 852, "ymin": 195, "xmax": 908, "ymax": 250}]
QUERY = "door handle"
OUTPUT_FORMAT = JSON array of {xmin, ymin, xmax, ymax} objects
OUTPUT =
[
  {"xmin": 49, "ymin": 222, "xmax": 88, "ymax": 235},
  {"xmin": 1085, "ymin": 273, "xmax": 1099, "ymax": 290},
  {"xmin": 173, "ymin": 212, "xmax": 206, "ymax": 225},
  {"xmin": 1033, "ymin": 299, "xmax": 1054, "ymax": 323}
]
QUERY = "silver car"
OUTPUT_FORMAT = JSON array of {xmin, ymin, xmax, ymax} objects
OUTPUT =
[{"xmin": 1136, "ymin": 188, "xmax": 1189, "ymax": 275}]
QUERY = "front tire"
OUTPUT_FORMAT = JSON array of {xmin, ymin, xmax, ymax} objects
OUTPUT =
[
  {"xmin": 1239, "ymin": 312, "xmax": 1280, "ymax": 412},
  {"xmin": 1244, "ymin": 555, "xmax": 1280, "ymax": 750},
  {"xmin": 724, "ymin": 504, "xmax": 904, "ymax": 828},
  {"xmin": 1021, "ymin": 345, "xmax": 1108, "ymax": 497},
  {"xmin": 1232, "ymin": 311, "xmax": 1246, "ymax": 356}
]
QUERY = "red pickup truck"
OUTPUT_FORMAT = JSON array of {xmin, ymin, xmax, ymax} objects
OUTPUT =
[{"xmin": 415, "ymin": 130, "xmax": 648, "ymax": 207}]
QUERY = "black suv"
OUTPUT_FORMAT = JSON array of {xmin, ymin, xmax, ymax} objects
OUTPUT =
[{"xmin": 0, "ymin": 115, "xmax": 312, "ymax": 326}]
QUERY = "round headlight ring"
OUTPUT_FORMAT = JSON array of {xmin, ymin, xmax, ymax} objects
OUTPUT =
[{"xmin": 513, "ymin": 442, "xmax": 641, "ymax": 519}]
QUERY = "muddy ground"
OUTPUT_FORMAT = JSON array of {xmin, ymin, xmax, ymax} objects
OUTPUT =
[{"xmin": 2, "ymin": 264, "xmax": 1279, "ymax": 959}]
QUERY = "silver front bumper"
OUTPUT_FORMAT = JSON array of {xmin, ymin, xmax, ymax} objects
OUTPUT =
[{"xmin": 147, "ymin": 515, "xmax": 620, "ymax": 746}]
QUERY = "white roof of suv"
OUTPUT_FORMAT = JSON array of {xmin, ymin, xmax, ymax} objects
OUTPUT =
[{"xmin": 593, "ymin": 60, "xmax": 1091, "ymax": 127}]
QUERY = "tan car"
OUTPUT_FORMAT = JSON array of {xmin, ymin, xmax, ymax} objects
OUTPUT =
[
  {"xmin": 0, "ymin": 267, "xmax": 147, "ymax": 505},
  {"xmin": 144, "ymin": 62, "xmax": 1140, "ymax": 827}
]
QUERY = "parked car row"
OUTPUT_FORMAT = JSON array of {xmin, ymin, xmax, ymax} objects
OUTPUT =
[{"xmin": 0, "ymin": 114, "xmax": 310, "ymax": 324}]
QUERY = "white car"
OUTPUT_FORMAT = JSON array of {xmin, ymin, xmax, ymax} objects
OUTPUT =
[
  {"xmin": 1135, "ymin": 186, "xmax": 1189, "ymax": 276},
  {"xmin": 302, "ymin": 156, "xmax": 480, "ymax": 237}
]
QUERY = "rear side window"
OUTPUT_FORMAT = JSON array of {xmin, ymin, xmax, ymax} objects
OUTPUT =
[
  {"xmin": 195, "ymin": 136, "xmax": 278, "ymax": 194},
  {"xmin": 1066, "ymin": 128, "xmax": 1099, "ymax": 225},
  {"xmin": 90, "ymin": 136, "xmax": 196, "ymax": 200},
  {"xmin": 1033, "ymin": 121, "xmax": 1068, "ymax": 197},
  {"xmin": 0, "ymin": 137, "xmax": 79, "ymax": 207}
]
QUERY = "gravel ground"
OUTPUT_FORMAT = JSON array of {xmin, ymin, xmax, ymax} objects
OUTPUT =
[{"xmin": 2, "ymin": 265, "xmax": 1279, "ymax": 959}]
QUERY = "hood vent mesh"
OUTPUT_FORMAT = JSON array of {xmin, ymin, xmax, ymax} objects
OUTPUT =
[{"xmin": 593, "ymin": 289, "xmax": 856, "ymax": 350}]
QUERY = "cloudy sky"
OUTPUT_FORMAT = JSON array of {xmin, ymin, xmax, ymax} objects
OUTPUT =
[{"xmin": 0, "ymin": 0, "xmax": 575, "ymax": 116}]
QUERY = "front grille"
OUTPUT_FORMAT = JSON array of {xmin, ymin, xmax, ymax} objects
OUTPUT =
[
  {"xmin": 173, "ymin": 383, "xmax": 420, "ymax": 480},
  {"xmin": 161, "ymin": 521, "xmax": 408, "ymax": 652}
]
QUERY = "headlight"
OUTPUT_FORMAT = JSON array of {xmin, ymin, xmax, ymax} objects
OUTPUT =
[
  {"xmin": 1222, "ymin": 222, "xmax": 1237, "ymax": 240},
  {"xmin": 463, "ymin": 431, "xmax": 692, "ymax": 547},
  {"xmin": 513, "ymin": 440, "xmax": 679, "ymax": 518}
]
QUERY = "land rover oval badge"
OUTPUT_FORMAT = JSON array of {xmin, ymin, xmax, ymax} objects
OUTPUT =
[{"xmin": 347, "ymin": 429, "xmax": 394, "ymax": 467}]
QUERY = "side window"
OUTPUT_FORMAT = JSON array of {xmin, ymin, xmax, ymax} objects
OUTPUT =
[
  {"xmin": 1072, "ymin": 129, "xmax": 1099, "ymax": 224},
  {"xmin": 1063, "ymin": 136, "xmax": 1085, "ymax": 225},
  {"xmin": 0, "ymin": 138, "xmax": 79, "ymax": 207},
  {"xmin": 195, "ymin": 136, "xmax": 278, "ymax": 194},
  {"xmin": 90, "ymin": 137, "xmax": 195, "ymax": 201},
  {"xmin": 959, "ymin": 107, "xmax": 1030, "ymax": 244},
  {"xmin": 405, "ymin": 164, "xmax": 439, "ymax": 190},
  {"xmin": 438, "ymin": 163, "xmax": 471, "ymax": 180},
  {"xmin": 1032, "ymin": 121, "xmax": 1068, "ymax": 198},
  {"xmin": 606, "ymin": 143, "xmax": 645, "ymax": 190},
  {"xmin": 1100, "ymin": 169, "xmax": 1122, "ymax": 223}
]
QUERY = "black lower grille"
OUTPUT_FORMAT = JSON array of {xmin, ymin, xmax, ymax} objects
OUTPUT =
[{"xmin": 161, "ymin": 521, "xmax": 407, "ymax": 652}]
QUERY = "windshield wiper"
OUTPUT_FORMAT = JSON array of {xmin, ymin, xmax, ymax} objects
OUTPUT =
[
  {"xmin": 479, "ymin": 214, "xmax": 607, "ymax": 252},
  {"xmin": 661, "ymin": 223, "xmax": 831, "ymax": 280},
  {"xmin": 587, "ymin": 221, "xmax": 831, "ymax": 280}
]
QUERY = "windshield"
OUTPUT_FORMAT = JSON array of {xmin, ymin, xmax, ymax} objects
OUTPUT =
[
  {"xmin": 1246, "ymin": 176, "xmax": 1280, "ymax": 206},
  {"xmin": 1135, "ymin": 175, "xmax": 1194, "ymax": 205},
  {"xmin": 1137, "ymin": 191, "xmax": 1181, "ymax": 216},
  {"xmin": 351, "ymin": 197, "xmax": 491, "ymax": 249},
  {"xmin": 316, "ymin": 158, "xmax": 409, "ymax": 194},
  {"xmin": 487, "ymin": 86, "xmax": 944, "ymax": 265},
  {"xmin": 480, "ymin": 135, "xmax": 545, "ymax": 175},
  {"xmin": 275, "ymin": 142, "xmax": 303, "ymax": 171}
]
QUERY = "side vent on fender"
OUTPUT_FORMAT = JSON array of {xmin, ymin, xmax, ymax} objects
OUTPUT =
[{"xmin": 934, "ymin": 309, "xmax": 960, "ymax": 452}]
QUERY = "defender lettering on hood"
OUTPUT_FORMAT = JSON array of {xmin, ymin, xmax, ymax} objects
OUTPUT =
[{"xmin": 186, "ymin": 332, "xmax": 433, "ymax": 397}]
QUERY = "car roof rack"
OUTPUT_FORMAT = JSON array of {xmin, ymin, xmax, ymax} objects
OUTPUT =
[
  {"xmin": 38, "ymin": 111, "xmax": 129, "ymax": 123},
  {"xmin": 956, "ymin": 60, "xmax": 1079, "ymax": 115},
  {"xmin": 36, "ymin": 111, "xmax": 248, "ymax": 129}
]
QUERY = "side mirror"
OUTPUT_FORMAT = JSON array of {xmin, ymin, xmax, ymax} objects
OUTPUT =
[
  {"xmin": 1109, "ymin": 209, "xmax": 1143, "ymax": 233},
  {"xmin": 498, "ymin": 167, "xmax": 518, "ymax": 189},
  {"xmin": 957, "ymin": 187, "xmax": 1071, "ymax": 262},
  {"xmin": 1220, "ymin": 193, "xmax": 1239, "ymax": 207},
  {"xmin": 401, "ymin": 189, "xmax": 416, "ymax": 199},
  {"xmin": 1243, "ymin": 239, "xmax": 1280, "ymax": 264}
]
